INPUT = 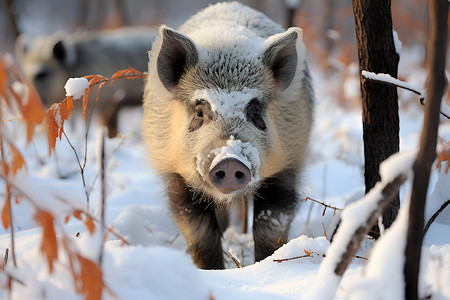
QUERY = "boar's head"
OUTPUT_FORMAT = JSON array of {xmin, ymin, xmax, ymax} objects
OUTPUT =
[{"xmin": 143, "ymin": 25, "xmax": 309, "ymax": 204}]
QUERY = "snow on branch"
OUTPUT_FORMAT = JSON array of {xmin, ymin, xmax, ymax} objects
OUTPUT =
[
  {"xmin": 362, "ymin": 71, "xmax": 450, "ymax": 119},
  {"xmin": 307, "ymin": 150, "xmax": 417, "ymax": 299}
]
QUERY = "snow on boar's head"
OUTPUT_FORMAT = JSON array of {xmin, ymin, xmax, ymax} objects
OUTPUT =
[{"xmin": 142, "ymin": 23, "xmax": 313, "ymax": 204}]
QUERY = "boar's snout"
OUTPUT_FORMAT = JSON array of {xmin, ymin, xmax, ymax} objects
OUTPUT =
[{"xmin": 209, "ymin": 158, "xmax": 251, "ymax": 194}]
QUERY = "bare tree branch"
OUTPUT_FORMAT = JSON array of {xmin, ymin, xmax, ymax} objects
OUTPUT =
[
  {"xmin": 308, "ymin": 173, "xmax": 407, "ymax": 299},
  {"xmin": 334, "ymin": 174, "xmax": 406, "ymax": 276},
  {"xmin": 404, "ymin": 1, "xmax": 448, "ymax": 299},
  {"xmin": 423, "ymin": 199, "xmax": 450, "ymax": 237},
  {"xmin": 362, "ymin": 71, "xmax": 450, "ymax": 119}
]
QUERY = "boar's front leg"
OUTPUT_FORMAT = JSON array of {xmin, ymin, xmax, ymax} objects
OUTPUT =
[
  {"xmin": 167, "ymin": 174, "xmax": 224, "ymax": 269},
  {"xmin": 253, "ymin": 169, "xmax": 297, "ymax": 262}
]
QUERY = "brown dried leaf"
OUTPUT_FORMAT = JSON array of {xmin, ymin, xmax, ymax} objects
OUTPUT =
[
  {"xmin": 82, "ymin": 75, "xmax": 106, "ymax": 120},
  {"xmin": 0, "ymin": 162, "xmax": 9, "ymax": 177},
  {"xmin": 73, "ymin": 210, "xmax": 83, "ymax": 220},
  {"xmin": 2, "ymin": 196, "xmax": 10, "ymax": 230},
  {"xmin": 9, "ymin": 142, "xmax": 26, "ymax": 175},
  {"xmin": 21, "ymin": 83, "xmax": 46, "ymax": 143},
  {"xmin": 76, "ymin": 254, "xmax": 104, "ymax": 300},
  {"xmin": 436, "ymin": 143, "xmax": 450, "ymax": 173},
  {"xmin": 66, "ymin": 96, "xmax": 74, "ymax": 115},
  {"xmin": 34, "ymin": 211, "xmax": 58, "ymax": 273},
  {"xmin": 46, "ymin": 104, "xmax": 60, "ymax": 156},
  {"xmin": 0, "ymin": 56, "xmax": 9, "ymax": 103},
  {"xmin": 85, "ymin": 215, "xmax": 95, "ymax": 234}
]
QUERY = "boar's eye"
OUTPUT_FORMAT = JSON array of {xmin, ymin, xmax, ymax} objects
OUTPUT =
[
  {"xmin": 189, "ymin": 100, "xmax": 212, "ymax": 132},
  {"xmin": 196, "ymin": 109, "xmax": 204, "ymax": 118},
  {"xmin": 245, "ymin": 98, "xmax": 266, "ymax": 131}
]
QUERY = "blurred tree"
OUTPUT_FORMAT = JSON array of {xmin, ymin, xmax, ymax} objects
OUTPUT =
[{"xmin": 352, "ymin": 0, "xmax": 400, "ymax": 236}]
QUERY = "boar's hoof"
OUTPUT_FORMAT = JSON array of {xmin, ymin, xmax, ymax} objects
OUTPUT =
[{"xmin": 209, "ymin": 158, "xmax": 251, "ymax": 194}]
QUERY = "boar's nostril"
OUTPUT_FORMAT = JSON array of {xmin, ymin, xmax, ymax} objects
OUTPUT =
[
  {"xmin": 216, "ymin": 170, "xmax": 226, "ymax": 180},
  {"xmin": 235, "ymin": 171, "xmax": 244, "ymax": 179},
  {"xmin": 209, "ymin": 158, "xmax": 251, "ymax": 194}
]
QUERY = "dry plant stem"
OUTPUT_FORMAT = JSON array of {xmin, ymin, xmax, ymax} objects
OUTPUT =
[
  {"xmin": 301, "ymin": 197, "xmax": 342, "ymax": 214},
  {"xmin": 241, "ymin": 198, "xmax": 247, "ymax": 234},
  {"xmin": 423, "ymin": 199, "xmax": 450, "ymax": 237},
  {"xmin": 5, "ymin": 187, "xmax": 16, "ymax": 267},
  {"xmin": 93, "ymin": 73, "xmax": 147, "ymax": 87},
  {"xmin": 62, "ymin": 131, "xmax": 90, "ymax": 205},
  {"xmin": 405, "ymin": 1, "xmax": 448, "ymax": 299},
  {"xmin": 334, "ymin": 174, "xmax": 406, "ymax": 276},
  {"xmin": 273, "ymin": 254, "xmax": 311, "ymax": 263},
  {"xmin": 363, "ymin": 77, "xmax": 450, "ymax": 119},
  {"xmin": 98, "ymin": 129, "xmax": 106, "ymax": 266},
  {"xmin": 226, "ymin": 250, "xmax": 242, "ymax": 268},
  {"xmin": 3, "ymin": 248, "xmax": 9, "ymax": 270},
  {"xmin": 273, "ymin": 254, "xmax": 367, "ymax": 264}
]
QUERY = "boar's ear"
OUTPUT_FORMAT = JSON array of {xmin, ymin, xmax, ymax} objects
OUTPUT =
[
  {"xmin": 15, "ymin": 33, "xmax": 30, "ymax": 58},
  {"xmin": 156, "ymin": 26, "xmax": 199, "ymax": 92},
  {"xmin": 50, "ymin": 33, "xmax": 76, "ymax": 67},
  {"xmin": 262, "ymin": 28, "xmax": 303, "ymax": 92}
]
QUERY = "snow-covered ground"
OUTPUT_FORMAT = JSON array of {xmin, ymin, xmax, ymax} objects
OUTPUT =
[{"xmin": 0, "ymin": 46, "xmax": 449, "ymax": 299}]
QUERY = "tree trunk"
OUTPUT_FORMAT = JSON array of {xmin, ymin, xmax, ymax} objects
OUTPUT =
[
  {"xmin": 404, "ymin": 1, "xmax": 448, "ymax": 299},
  {"xmin": 352, "ymin": 0, "xmax": 400, "ymax": 235}
]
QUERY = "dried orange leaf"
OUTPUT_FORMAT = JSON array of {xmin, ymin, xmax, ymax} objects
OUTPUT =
[
  {"xmin": 73, "ymin": 210, "xmax": 82, "ymax": 220},
  {"xmin": 0, "ymin": 57, "xmax": 9, "ymax": 102},
  {"xmin": 0, "ymin": 162, "xmax": 10, "ymax": 177},
  {"xmin": 21, "ymin": 83, "xmax": 46, "ymax": 143},
  {"xmin": 10, "ymin": 142, "xmax": 26, "ymax": 175},
  {"xmin": 46, "ymin": 104, "xmax": 60, "ymax": 156},
  {"xmin": 77, "ymin": 254, "xmax": 104, "ymax": 300},
  {"xmin": 66, "ymin": 96, "xmax": 74, "ymax": 115},
  {"xmin": 1, "ymin": 198, "xmax": 10, "ymax": 230},
  {"xmin": 436, "ymin": 144, "xmax": 450, "ymax": 173},
  {"xmin": 34, "ymin": 211, "xmax": 58, "ymax": 273},
  {"xmin": 85, "ymin": 215, "xmax": 95, "ymax": 234}
]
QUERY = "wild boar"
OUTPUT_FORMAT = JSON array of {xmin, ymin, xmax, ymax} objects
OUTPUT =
[
  {"xmin": 15, "ymin": 27, "xmax": 156, "ymax": 137},
  {"xmin": 142, "ymin": 2, "xmax": 314, "ymax": 269}
]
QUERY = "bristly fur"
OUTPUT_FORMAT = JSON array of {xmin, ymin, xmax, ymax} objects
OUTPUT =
[{"xmin": 142, "ymin": 1, "xmax": 314, "ymax": 269}]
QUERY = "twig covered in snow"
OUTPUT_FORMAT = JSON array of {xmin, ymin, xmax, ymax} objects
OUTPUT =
[
  {"xmin": 362, "ymin": 70, "xmax": 450, "ymax": 119},
  {"xmin": 307, "ymin": 157, "xmax": 410, "ymax": 300},
  {"xmin": 334, "ymin": 175, "xmax": 406, "ymax": 276},
  {"xmin": 226, "ymin": 248, "xmax": 242, "ymax": 268}
]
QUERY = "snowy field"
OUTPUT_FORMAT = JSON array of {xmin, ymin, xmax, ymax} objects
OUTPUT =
[{"xmin": 0, "ymin": 46, "xmax": 449, "ymax": 299}]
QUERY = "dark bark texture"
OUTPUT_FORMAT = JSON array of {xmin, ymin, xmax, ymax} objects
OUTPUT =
[{"xmin": 352, "ymin": 0, "xmax": 400, "ymax": 233}]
